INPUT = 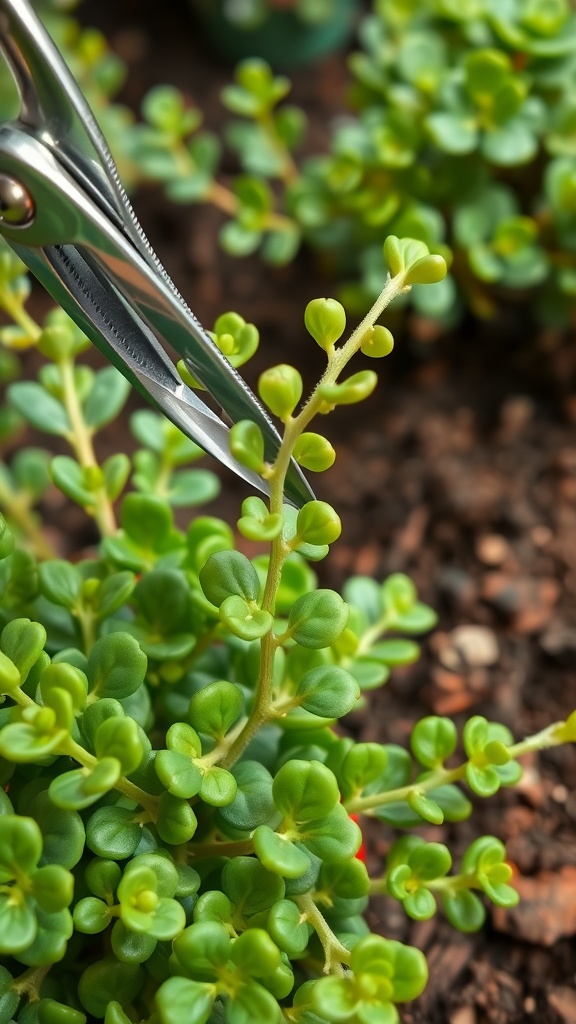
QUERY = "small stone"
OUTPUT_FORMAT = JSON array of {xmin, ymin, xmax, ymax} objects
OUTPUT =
[
  {"xmin": 540, "ymin": 620, "xmax": 576, "ymax": 665},
  {"xmin": 475, "ymin": 533, "xmax": 510, "ymax": 566},
  {"xmin": 481, "ymin": 574, "xmax": 559, "ymax": 632},
  {"xmin": 437, "ymin": 567, "xmax": 477, "ymax": 611},
  {"xmin": 498, "ymin": 395, "xmax": 535, "ymax": 442},
  {"xmin": 439, "ymin": 625, "xmax": 499, "ymax": 670},
  {"xmin": 449, "ymin": 1007, "xmax": 476, "ymax": 1024},
  {"xmin": 531, "ymin": 525, "xmax": 552, "ymax": 548}
]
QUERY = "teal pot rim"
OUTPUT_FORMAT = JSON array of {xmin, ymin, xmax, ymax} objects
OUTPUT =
[{"xmin": 190, "ymin": 0, "xmax": 361, "ymax": 69}]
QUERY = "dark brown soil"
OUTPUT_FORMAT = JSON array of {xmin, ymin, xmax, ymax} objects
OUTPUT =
[{"xmin": 19, "ymin": 1, "xmax": 576, "ymax": 1019}]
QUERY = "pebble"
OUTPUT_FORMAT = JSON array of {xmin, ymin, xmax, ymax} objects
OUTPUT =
[
  {"xmin": 438, "ymin": 625, "xmax": 499, "ymax": 670},
  {"xmin": 539, "ymin": 620, "xmax": 576, "ymax": 665},
  {"xmin": 475, "ymin": 533, "xmax": 510, "ymax": 566},
  {"xmin": 481, "ymin": 573, "xmax": 559, "ymax": 632},
  {"xmin": 437, "ymin": 566, "xmax": 477, "ymax": 611},
  {"xmin": 449, "ymin": 1008, "xmax": 477, "ymax": 1024}
]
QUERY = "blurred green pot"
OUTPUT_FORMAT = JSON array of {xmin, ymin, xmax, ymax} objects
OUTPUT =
[{"xmin": 190, "ymin": 0, "xmax": 360, "ymax": 69}]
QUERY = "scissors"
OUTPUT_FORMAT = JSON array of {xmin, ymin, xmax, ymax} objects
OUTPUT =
[{"xmin": 0, "ymin": 0, "xmax": 314, "ymax": 508}]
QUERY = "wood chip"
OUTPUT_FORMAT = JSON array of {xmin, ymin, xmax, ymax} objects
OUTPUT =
[{"xmin": 547, "ymin": 986, "xmax": 576, "ymax": 1023}]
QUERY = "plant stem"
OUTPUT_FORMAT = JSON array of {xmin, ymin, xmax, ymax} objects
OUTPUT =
[
  {"xmin": 64, "ymin": 738, "xmax": 160, "ymax": 817},
  {"xmin": 12, "ymin": 964, "xmax": 51, "ymax": 999},
  {"xmin": 187, "ymin": 837, "xmax": 255, "ymax": 858},
  {"xmin": 59, "ymin": 358, "xmax": 117, "ymax": 537},
  {"xmin": 220, "ymin": 273, "xmax": 408, "ymax": 770},
  {"xmin": 346, "ymin": 721, "xmax": 567, "ymax": 815},
  {"xmin": 295, "ymin": 893, "xmax": 351, "ymax": 974},
  {"xmin": 256, "ymin": 109, "xmax": 300, "ymax": 185},
  {"xmin": 0, "ymin": 292, "xmax": 42, "ymax": 344},
  {"xmin": 207, "ymin": 180, "xmax": 296, "ymax": 232},
  {"xmin": 0, "ymin": 480, "xmax": 56, "ymax": 560}
]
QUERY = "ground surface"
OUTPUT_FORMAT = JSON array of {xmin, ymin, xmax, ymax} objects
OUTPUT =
[{"xmin": 21, "ymin": 1, "xmax": 576, "ymax": 1019}]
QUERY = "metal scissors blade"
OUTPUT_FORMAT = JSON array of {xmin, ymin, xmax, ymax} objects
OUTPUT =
[{"xmin": 0, "ymin": 0, "xmax": 315, "ymax": 508}]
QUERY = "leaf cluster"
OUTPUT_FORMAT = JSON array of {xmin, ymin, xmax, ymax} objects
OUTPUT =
[{"xmin": 0, "ymin": 105, "xmax": 570, "ymax": 1024}]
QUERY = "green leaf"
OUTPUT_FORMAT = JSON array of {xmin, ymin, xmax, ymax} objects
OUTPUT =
[
  {"xmin": 0, "ymin": 721, "xmax": 66, "ymax": 762},
  {"xmin": 287, "ymin": 591, "xmax": 349, "ymax": 649},
  {"xmin": 411, "ymin": 717, "xmax": 457, "ymax": 768},
  {"xmin": 94, "ymin": 572, "xmax": 136, "ymax": 621},
  {"xmin": 155, "ymin": 749, "xmax": 203, "ymax": 799},
  {"xmin": 38, "ymin": 561, "xmax": 82, "ymax": 609},
  {"xmin": 0, "ymin": 815, "xmax": 42, "ymax": 880},
  {"xmin": 229, "ymin": 421, "xmax": 266, "ymax": 473},
  {"xmin": 111, "ymin": 919, "xmax": 157, "ymax": 964},
  {"xmin": 86, "ymin": 806, "xmax": 142, "ymax": 860},
  {"xmin": 274, "ymin": 760, "xmax": 340, "ymax": 821},
  {"xmin": 222, "ymin": 855, "xmax": 285, "ymax": 916},
  {"xmin": 78, "ymin": 958, "xmax": 144, "ymax": 1019},
  {"xmin": 94, "ymin": 716, "xmax": 143, "ymax": 776},
  {"xmin": 219, "ymin": 221, "xmax": 262, "ymax": 257},
  {"xmin": 155, "ymin": 977, "xmax": 215, "ymax": 1024},
  {"xmin": 295, "ymin": 665, "xmax": 359, "ymax": 719},
  {"xmin": 220, "ymin": 595, "xmax": 273, "ymax": 641},
  {"xmin": 30, "ymin": 864, "xmax": 74, "ymax": 913},
  {"xmin": 407, "ymin": 790, "xmax": 444, "ymax": 825},
  {"xmin": 425, "ymin": 111, "xmax": 478, "ymax": 154},
  {"xmin": 168, "ymin": 469, "xmax": 219, "ymax": 507},
  {"xmin": 0, "ymin": 965, "xmax": 20, "ymax": 1022},
  {"xmin": 199, "ymin": 550, "xmax": 261, "ymax": 607},
  {"xmin": 304, "ymin": 298, "xmax": 346, "ymax": 351},
  {"xmin": 231, "ymin": 928, "xmax": 281, "ymax": 978},
  {"xmin": 49, "ymin": 758, "xmax": 122, "ymax": 810},
  {"xmin": 296, "ymin": 501, "xmax": 341, "ymax": 546},
  {"xmin": 258, "ymin": 365, "xmax": 302, "ymax": 420},
  {"xmin": 442, "ymin": 889, "xmax": 485, "ymax": 932},
  {"xmin": 482, "ymin": 119, "xmax": 538, "ymax": 166},
  {"xmin": 8, "ymin": 382, "xmax": 70, "ymax": 435},
  {"xmin": 253, "ymin": 826, "xmax": 311, "ymax": 878},
  {"xmin": 83, "ymin": 368, "xmax": 130, "ymax": 429},
  {"xmin": 301, "ymin": 804, "xmax": 362, "ymax": 862},
  {"xmin": 50, "ymin": 456, "xmax": 92, "ymax": 507},
  {"xmin": 173, "ymin": 920, "xmax": 231, "ymax": 974},
  {"xmin": 267, "ymin": 899, "xmax": 309, "ymax": 956},
  {"xmin": 17, "ymin": 905, "xmax": 73, "ymax": 967},
  {"xmin": 199, "ymin": 767, "xmax": 238, "ymax": 807},
  {"xmin": 319, "ymin": 371, "xmax": 378, "ymax": 406},
  {"xmin": 2, "ymin": 618, "xmax": 46, "ymax": 683},
  {"xmin": 292, "ymin": 433, "xmax": 336, "ymax": 472},
  {"xmin": 0, "ymin": 899, "xmax": 37, "ymax": 955},
  {"xmin": 238, "ymin": 497, "xmax": 284, "ymax": 543},
  {"xmin": 156, "ymin": 792, "xmax": 198, "ymax": 844},
  {"xmin": 88, "ymin": 633, "xmax": 147, "ymax": 700},
  {"xmin": 217, "ymin": 761, "xmax": 277, "ymax": 833},
  {"xmin": 188, "ymin": 679, "xmax": 241, "ymax": 737}
]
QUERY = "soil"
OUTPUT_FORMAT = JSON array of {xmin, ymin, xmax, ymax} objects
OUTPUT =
[{"xmin": 13, "ymin": 1, "xmax": 576, "ymax": 1020}]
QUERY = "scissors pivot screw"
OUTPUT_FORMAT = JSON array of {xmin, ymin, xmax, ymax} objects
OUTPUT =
[{"xmin": 0, "ymin": 172, "xmax": 34, "ymax": 226}]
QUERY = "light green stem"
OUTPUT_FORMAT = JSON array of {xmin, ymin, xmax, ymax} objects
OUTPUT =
[
  {"xmin": 295, "ymin": 893, "xmax": 351, "ymax": 974},
  {"xmin": 347, "ymin": 721, "xmax": 565, "ymax": 815},
  {"xmin": 220, "ymin": 273, "xmax": 408, "ymax": 770},
  {"xmin": 59, "ymin": 358, "xmax": 117, "ymax": 538},
  {"xmin": 8, "ymin": 686, "xmax": 159, "ymax": 817},
  {"xmin": 64, "ymin": 738, "xmax": 159, "ymax": 817},
  {"xmin": 0, "ymin": 479, "xmax": 56, "ymax": 560},
  {"xmin": 0, "ymin": 291, "xmax": 42, "ymax": 344},
  {"xmin": 187, "ymin": 837, "xmax": 255, "ymax": 858},
  {"xmin": 11, "ymin": 964, "xmax": 51, "ymax": 999}
]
